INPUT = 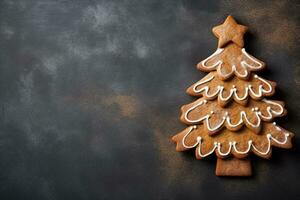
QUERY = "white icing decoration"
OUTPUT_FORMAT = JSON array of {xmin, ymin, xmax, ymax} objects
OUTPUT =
[
  {"xmin": 199, "ymin": 48, "xmax": 263, "ymax": 78},
  {"xmin": 184, "ymin": 98, "xmax": 283, "ymax": 131},
  {"xmin": 193, "ymin": 74, "xmax": 215, "ymax": 91},
  {"xmin": 258, "ymin": 99, "xmax": 284, "ymax": 120},
  {"xmin": 192, "ymin": 74, "xmax": 273, "ymax": 103},
  {"xmin": 182, "ymin": 126, "xmax": 199, "ymax": 148},
  {"xmin": 217, "ymin": 142, "xmax": 232, "ymax": 156},
  {"xmin": 205, "ymin": 116, "xmax": 226, "ymax": 132},
  {"xmin": 218, "ymin": 87, "xmax": 234, "ymax": 101},
  {"xmin": 184, "ymin": 100, "xmax": 207, "ymax": 123},
  {"xmin": 181, "ymin": 126, "xmax": 290, "ymax": 157},
  {"xmin": 193, "ymin": 75, "xmax": 221, "ymax": 98},
  {"xmin": 249, "ymin": 136, "xmax": 271, "ymax": 155},
  {"xmin": 241, "ymin": 48, "xmax": 263, "ymax": 69},
  {"xmin": 248, "ymin": 76, "xmax": 273, "ymax": 98},
  {"xmin": 262, "ymin": 99, "xmax": 284, "ymax": 115},
  {"xmin": 198, "ymin": 140, "xmax": 218, "ymax": 157},
  {"xmin": 233, "ymin": 64, "xmax": 248, "ymax": 78},
  {"xmin": 226, "ymin": 111, "xmax": 261, "ymax": 128},
  {"xmin": 200, "ymin": 48, "xmax": 224, "ymax": 69},
  {"xmin": 233, "ymin": 141, "xmax": 252, "ymax": 154},
  {"xmin": 233, "ymin": 87, "xmax": 248, "ymax": 101},
  {"xmin": 271, "ymin": 133, "xmax": 290, "ymax": 144}
]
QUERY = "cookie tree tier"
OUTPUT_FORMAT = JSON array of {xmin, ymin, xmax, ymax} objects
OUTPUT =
[
  {"xmin": 186, "ymin": 71, "xmax": 276, "ymax": 107},
  {"xmin": 180, "ymin": 98, "xmax": 286, "ymax": 134},
  {"xmin": 171, "ymin": 15, "xmax": 294, "ymax": 176}
]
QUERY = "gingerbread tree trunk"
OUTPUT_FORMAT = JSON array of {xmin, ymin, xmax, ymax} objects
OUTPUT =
[{"xmin": 171, "ymin": 15, "xmax": 294, "ymax": 176}]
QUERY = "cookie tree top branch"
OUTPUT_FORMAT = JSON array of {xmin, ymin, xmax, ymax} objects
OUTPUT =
[{"xmin": 171, "ymin": 15, "xmax": 294, "ymax": 176}]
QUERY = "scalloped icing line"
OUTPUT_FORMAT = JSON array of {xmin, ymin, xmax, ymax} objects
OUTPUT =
[
  {"xmin": 241, "ymin": 48, "xmax": 263, "ymax": 69},
  {"xmin": 181, "ymin": 125, "xmax": 290, "ymax": 157},
  {"xmin": 200, "ymin": 48, "xmax": 224, "ymax": 69},
  {"xmin": 184, "ymin": 99, "xmax": 284, "ymax": 131},
  {"xmin": 200, "ymin": 48, "xmax": 264, "ymax": 78},
  {"xmin": 193, "ymin": 74, "xmax": 273, "ymax": 101}
]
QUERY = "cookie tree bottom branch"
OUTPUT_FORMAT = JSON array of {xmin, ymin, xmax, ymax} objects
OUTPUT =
[{"xmin": 171, "ymin": 15, "xmax": 294, "ymax": 176}]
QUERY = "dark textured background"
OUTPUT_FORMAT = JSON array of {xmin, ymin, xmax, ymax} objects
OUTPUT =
[{"xmin": 0, "ymin": 0, "xmax": 299, "ymax": 199}]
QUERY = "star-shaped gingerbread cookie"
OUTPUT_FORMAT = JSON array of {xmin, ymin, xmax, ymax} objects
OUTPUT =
[{"xmin": 212, "ymin": 15, "xmax": 248, "ymax": 48}]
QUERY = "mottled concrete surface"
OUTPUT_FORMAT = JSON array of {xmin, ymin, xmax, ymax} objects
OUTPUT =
[{"xmin": 0, "ymin": 0, "xmax": 299, "ymax": 199}]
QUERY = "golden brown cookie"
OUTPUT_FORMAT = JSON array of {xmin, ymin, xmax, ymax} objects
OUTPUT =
[
  {"xmin": 172, "ymin": 123, "xmax": 293, "ymax": 159},
  {"xmin": 186, "ymin": 71, "xmax": 276, "ymax": 107},
  {"xmin": 180, "ymin": 97, "xmax": 286, "ymax": 134},
  {"xmin": 197, "ymin": 43, "xmax": 265, "ymax": 80},
  {"xmin": 212, "ymin": 15, "xmax": 248, "ymax": 48},
  {"xmin": 171, "ymin": 15, "xmax": 294, "ymax": 176}
]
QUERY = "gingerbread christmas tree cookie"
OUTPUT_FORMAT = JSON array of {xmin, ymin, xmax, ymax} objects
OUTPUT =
[{"xmin": 171, "ymin": 15, "xmax": 294, "ymax": 176}]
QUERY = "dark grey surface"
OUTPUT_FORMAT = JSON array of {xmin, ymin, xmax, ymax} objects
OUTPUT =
[{"xmin": 0, "ymin": 0, "xmax": 299, "ymax": 199}]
